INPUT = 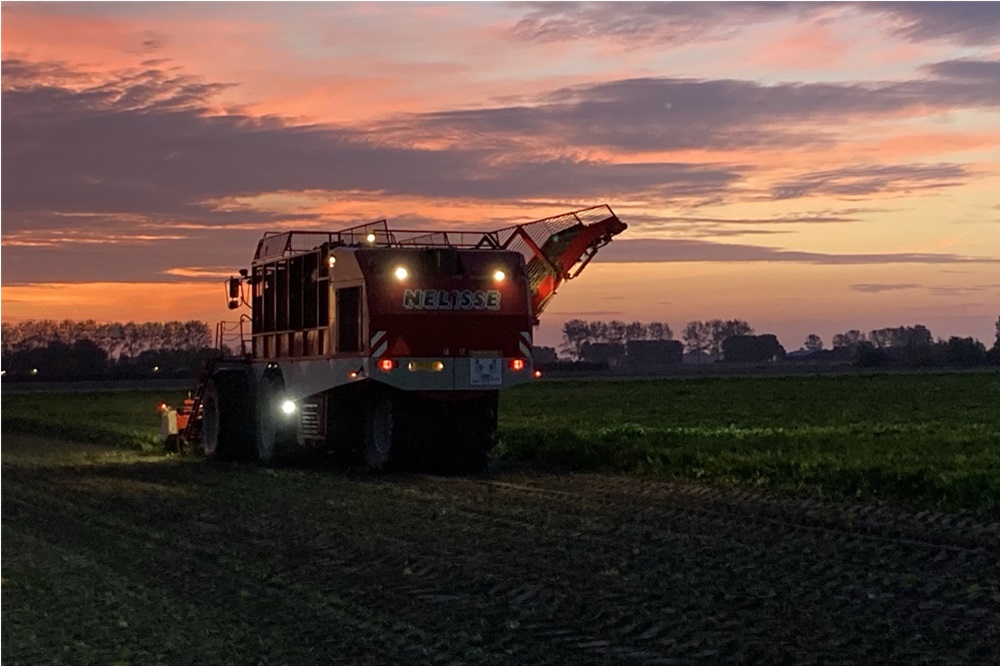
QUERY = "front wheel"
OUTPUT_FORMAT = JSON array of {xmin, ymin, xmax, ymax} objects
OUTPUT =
[{"xmin": 256, "ymin": 372, "xmax": 298, "ymax": 464}]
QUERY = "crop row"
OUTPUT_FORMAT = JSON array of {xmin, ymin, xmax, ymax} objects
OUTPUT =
[{"xmin": 3, "ymin": 372, "xmax": 998, "ymax": 513}]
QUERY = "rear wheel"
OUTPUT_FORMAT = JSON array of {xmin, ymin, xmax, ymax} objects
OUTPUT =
[
  {"xmin": 439, "ymin": 393, "xmax": 497, "ymax": 475},
  {"xmin": 398, "ymin": 392, "xmax": 498, "ymax": 475},
  {"xmin": 364, "ymin": 396, "xmax": 394, "ymax": 471},
  {"xmin": 201, "ymin": 371, "xmax": 255, "ymax": 461}
]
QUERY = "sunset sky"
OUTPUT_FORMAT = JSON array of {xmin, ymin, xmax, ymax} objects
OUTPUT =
[{"xmin": 3, "ymin": 2, "xmax": 999, "ymax": 351}]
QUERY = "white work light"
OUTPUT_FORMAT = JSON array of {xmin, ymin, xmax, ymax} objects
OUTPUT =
[
  {"xmin": 493, "ymin": 270, "xmax": 506, "ymax": 282},
  {"xmin": 280, "ymin": 400, "xmax": 296, "ymax": 415},
  {"xmin": 366, "ymin": 232, "xmax": 376, "ymax": 243},
  {"xmin": 394, "ymin": 266, "xmax": 408, "ymax": 280}
]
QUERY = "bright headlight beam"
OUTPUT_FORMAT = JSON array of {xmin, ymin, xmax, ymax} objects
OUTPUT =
[{"xmin": 280, "ymin": 400, "xmax": 296, "ymax": 415}]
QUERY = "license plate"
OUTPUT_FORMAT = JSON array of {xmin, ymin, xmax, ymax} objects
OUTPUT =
[{"xmin": 469, "ymin": 358, "xmax": 502, "ymax": 386}]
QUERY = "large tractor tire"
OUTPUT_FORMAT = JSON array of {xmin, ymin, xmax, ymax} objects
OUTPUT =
[
  {"xmin": 363, "ymin": 394, "xmax": 395, "ymax": 471},
  {"xmin": 255, "ymin": 371, "xmax": 298, "ymax": 464},
  {"xmin": 361, "ymin": 389, "xmax": 498, "ymax": 474},
  {"xmin": 201, "ymin": 370, "xmax": 255, "ymax": 461},
  {"xmin": 388, "ymin": 392, "xmax": 498, "ymax": 475},
  {"xmin": 439, "ymin": 393, "xmax": 498, "ymax": 475}
]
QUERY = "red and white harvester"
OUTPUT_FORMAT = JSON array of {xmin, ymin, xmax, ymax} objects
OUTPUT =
[{"xmin": 168, "ymin": 205, "xmax": 625, "ymax": 472}]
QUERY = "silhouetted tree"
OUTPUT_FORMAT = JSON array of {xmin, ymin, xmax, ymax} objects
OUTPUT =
[
  {"xmin": 560, "ymin": 319, "xmax": 588, "ymax": 360},
  {"xmin": 704, "ymin": 319, "xmax": 754, "ymax": 357},
  {"xmin": 944, "ymin": 337, "xmax": 987, "ymax": 367},
  {"xmin": 682, "ymin": 321, "xmax": 712, "ymax": 356},
  {"xmin": 832, "ymin": 330, "xmax": 866, "ymax": 348},
  {"xmin": 532, "ymin": 346, "xmax": 558, "ymax": 364},
  {"xmin": 646, "ymin": 322, "xmax": 673, "ymax": 340},
  {"xmin": 1, "ymin": 319, "xmax": 213, "ymax": 358},
  {"xmin": 854, "ymin": 341, "xmax": 886, "ymax": 367},
  {"xmin": 625, "ymin": 321, "xmax": 646, "ymax": 342},
  {"xmin": 606, "ymin": 320, "xmax": 627, "ymax": 345},
  {"xmin": 804, "ymin": 334, "xmax": 824, "ymax": 351}
]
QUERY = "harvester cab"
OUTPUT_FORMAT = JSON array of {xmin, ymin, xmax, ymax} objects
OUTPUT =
[{"xmin": 174, "ymin": 204, "xmax": 626, "ymax": 472}]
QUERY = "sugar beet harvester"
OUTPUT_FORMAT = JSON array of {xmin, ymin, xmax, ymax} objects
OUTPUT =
[{"xmin": 174, "ymin": 205, "xmax": 626, "ymax": 473}]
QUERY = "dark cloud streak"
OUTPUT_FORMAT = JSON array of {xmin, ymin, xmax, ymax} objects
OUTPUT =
[
  {"xmin": 508, "ymin": 2, "xmax": 1000, "ymax": 47},
  {"xmin": 1, "ymin": 60, "xmax": 741, "ymax": 225},
  {"xmin": 595, "ymin": 239, "xmax": 1000, "ymax": 265}
]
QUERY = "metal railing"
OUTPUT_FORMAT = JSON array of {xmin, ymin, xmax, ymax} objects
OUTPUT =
[{"xmin": 251, "ymin": 205, "xmax": 618, "ymax": 261}]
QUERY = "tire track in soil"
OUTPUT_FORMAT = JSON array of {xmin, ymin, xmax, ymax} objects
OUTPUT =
[
  {"xmin": 4, "ymin": 435, "xmax": 999, "ymax": 664},
  {"xmin": 384, "ymin": 474, "xmax": 999, "ymax": 663},
  {"xmin": 2, "ymin": 478, "xmax": 490, "ymax": 666}
]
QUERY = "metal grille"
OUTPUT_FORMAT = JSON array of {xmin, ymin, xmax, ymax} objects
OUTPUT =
[{"xmin": 300, "ymin": 400, "xmax": 322, "ymax": 437}]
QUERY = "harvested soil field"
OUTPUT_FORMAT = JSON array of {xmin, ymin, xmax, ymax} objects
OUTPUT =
[{"xmin": 3, "ymin": 433, "xmax": 999, "ymax": 664}]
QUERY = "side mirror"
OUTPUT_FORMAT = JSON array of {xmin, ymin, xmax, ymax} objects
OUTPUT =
[{"xmin": 228, "ymin": 276, "xmax": 241, "ymax": 309}]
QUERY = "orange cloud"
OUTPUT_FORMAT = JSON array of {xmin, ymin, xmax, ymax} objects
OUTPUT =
[{"xmin": 2, "ymin": 282, "xmax": 232, "ymax": 325}]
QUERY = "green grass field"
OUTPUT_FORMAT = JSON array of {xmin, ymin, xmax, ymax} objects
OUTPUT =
[{"xmin": 4, "ymin": 372, "xmax": 999, "ymax": 513}]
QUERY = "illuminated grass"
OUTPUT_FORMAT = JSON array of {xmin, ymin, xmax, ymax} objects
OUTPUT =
[
  {"xmin": 3, "ymin": 372, "xmax": 999, "ymax": 512},
  {"xmin": 497, "ymin": 373, "xmax": 1000, "ymax": 514},
  {"xmin": 2, "ymin": 390, "xmax": 187, "ymax": 452}
]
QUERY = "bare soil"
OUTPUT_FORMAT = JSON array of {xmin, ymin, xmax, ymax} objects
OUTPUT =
[{"xmin": 3, "ymin": 433, "xmax": 998, "ymax": 665}]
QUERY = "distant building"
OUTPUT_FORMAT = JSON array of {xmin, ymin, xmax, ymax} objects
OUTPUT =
[
  {"xmin": 683, "ymin": 350, "xmax": 715, "ymax": 365},
  {"xmin": 722, "ymin": 334, "xmax": 786, "ymax": 363},
  {"xmin": 626, "ymin": 340, "xmax": 683, "ymax": 367},
  {"xmin": 580, "ymin": 342, "xmax": 626, "ymax": 366}
]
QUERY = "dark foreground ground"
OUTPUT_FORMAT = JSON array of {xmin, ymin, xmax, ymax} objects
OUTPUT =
[{"xmin": 3, "ymin": 433, "xmax": 998, "ymax": 665}]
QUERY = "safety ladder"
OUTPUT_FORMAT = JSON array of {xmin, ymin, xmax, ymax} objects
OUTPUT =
[
  {"xmin": 180, "ymin": 317, "xmax": 252, "ymax": 448},
  {"xmin": 179, "ymin": 355, "xmax": 219, "ymax": 447}
]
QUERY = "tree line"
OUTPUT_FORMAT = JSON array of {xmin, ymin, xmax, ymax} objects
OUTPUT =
[
  {"xmin": 561, "ymin": 316, "xmax": 1000, "ymax": 368},
  {"xmin": 2, "ymin": 320, "xmax": 212, "ymax": 358},
  {"xmin": 560, "ymin": 318, "xmax": 761, "ymax": 360},
  {"xmin": 803, "ymin": 321, "xmax": 1000, "ymax": 368},
  {"xmin": 680, "ymin": 320, "xmax": 754, "ymax": 357},
  {"xmin": 1, "ymin": 320, "xmax": 216, "ymax": 380},
  {"xmin": 559, "ymin": 319, "xmax": 674, "ymax": 359}
]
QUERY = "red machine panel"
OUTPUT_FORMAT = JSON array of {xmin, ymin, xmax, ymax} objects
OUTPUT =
[{"xmin": 357, "ymin": 248, "xmax": 532, "ymax": 359}]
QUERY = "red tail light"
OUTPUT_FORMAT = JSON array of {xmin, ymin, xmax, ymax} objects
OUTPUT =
[
  {"xmin": 533, "ymin": 370, "xmax": 542, "ymax": 378},
  {"xmin": 510, "ymin": 358, "xmax": 525, "ymax": 371},
  {"xmin": 378, "ymin": 358, "xmax": 396, "ymax": 372}
]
